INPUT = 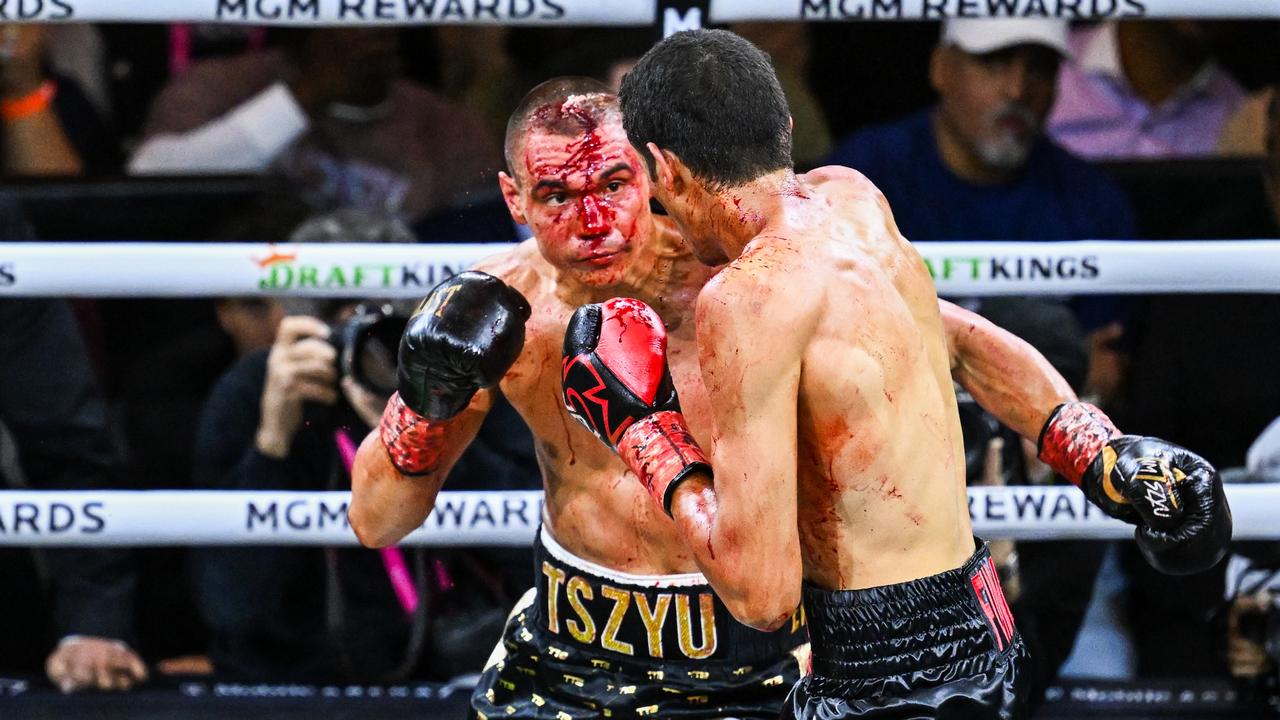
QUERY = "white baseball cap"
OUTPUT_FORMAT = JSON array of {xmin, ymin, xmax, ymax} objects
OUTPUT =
[{"xmin": 942, "ymin": 18, "xmax": 1071, "ymax": 58}]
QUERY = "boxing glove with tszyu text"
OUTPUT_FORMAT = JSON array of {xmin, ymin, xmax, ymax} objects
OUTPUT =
[
  {"xmin": 561, "ymin": 298, "xmax": 711, "ymax": 514},
  {"xmin": 379, "ymin": 271, "xmax": 530, "ymax": 475},
  {"xmin": 1038, "ymin": 402, "xmax": 1232, "ymax": 575}
]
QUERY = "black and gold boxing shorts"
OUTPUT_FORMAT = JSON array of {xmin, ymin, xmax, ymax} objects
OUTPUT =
[
  {"xmin": 471, "ymin": 526, "xmax": 810, "ymax": 719},
  {"xmin": 783, "ymin": 539, "xmax": 1029, "ymax": 720}
]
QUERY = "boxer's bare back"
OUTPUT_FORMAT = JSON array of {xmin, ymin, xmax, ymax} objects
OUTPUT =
[{"xmin": 673, "ymin": 166, "xmax": 974, "ymax": 598}]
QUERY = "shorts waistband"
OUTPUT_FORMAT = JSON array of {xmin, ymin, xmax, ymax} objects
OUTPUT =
[
  {"xmin": 529, "ymin": 527, "xmax": 808, "ymax": 667},
  {"xmin": 804, "ymin": 539, "xmax": 1018, "ymax": 681},
  {"xmin": 539, "ymin": 525, "xmax": 709, "ymax": 588}
]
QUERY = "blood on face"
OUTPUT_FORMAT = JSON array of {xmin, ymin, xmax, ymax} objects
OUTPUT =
[{"xmin": 518, "ymin": 99, "xmax": 650, "ymax": 281}]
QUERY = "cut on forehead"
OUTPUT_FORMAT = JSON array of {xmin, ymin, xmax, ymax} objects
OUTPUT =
[{"xmin": 505, "ymin": 76, "xmax": 622, "ymax": 179}]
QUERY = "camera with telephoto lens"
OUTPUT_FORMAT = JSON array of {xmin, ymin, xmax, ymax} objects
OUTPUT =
[{"xmin": 329, "ymin": 302, "xmax": 408, "ymax": 397}]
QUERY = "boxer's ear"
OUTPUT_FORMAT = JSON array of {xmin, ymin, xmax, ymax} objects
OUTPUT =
[
  {"xmin": 498, "ymin": 171, "xmax": 528, "ymax": 226},
  {"xmin": 647, "ymin": 143, "xmax": 679, "ymax": 195}
]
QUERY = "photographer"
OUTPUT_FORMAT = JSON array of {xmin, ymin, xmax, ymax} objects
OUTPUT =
[{"xmin": 190, "ymin": 210, "xmax": 538, "ymax": 681}]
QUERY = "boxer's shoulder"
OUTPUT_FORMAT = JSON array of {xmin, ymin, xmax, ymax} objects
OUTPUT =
[
  {"xmin": 696, "ymin": 240, "xmax": 821, "ymax": 336},
  {"xmin": 802, "ymin": 163, "xmax": 867, "ymax": 183},
  {"xmin": 802, "ymin": 164, "xmax": 879, "ymax": 195},
  {"xmin": 470, "ymin": 239, "xmax": 549, "ymax": 300},
  {"xmin": 804, "ymin": 164, "xmax": 894, "ymax": 217}
]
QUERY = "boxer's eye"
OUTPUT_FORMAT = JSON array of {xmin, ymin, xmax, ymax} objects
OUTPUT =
[
  {"xmin": 606, "ymin": 181, "xmax": 624, "ymax": 193},
  {"xmin": 544, "ymin": 192, "xmax": 567, "ymax": 206}
]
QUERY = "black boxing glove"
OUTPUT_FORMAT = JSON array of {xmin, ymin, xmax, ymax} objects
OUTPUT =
[
  {"xmin": 561, "ymin": 297, "xmax": 711, "ymax": 515},
  {"xmin": 379, "ymin": 271, "xmax": 529, "ymax": 475},
  {"xmin": 1038, "ymin": 402, "xmax": 1232, "ymax": 575}
]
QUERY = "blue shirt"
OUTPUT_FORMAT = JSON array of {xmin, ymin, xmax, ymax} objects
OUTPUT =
[
  {"xmin": 825, "ymin": 109, "xmax": 1137, "ymax": 330},
  {"xmin": 825, "ymin": 109, "xmax": 1136, "ymax": 242}
]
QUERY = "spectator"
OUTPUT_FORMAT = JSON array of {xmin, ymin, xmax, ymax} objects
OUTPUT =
[
  {"xmin": 827, "ymin": 19, "xmax": 1135, "ymax": 248},
  {"xmin": 127, "ymin": 29, "xmax": 501, "ymax": 222},
  {"xmin": 824, "ymin": 18, "xmax": 1134, "ymax": 703},
  {"xmin": 1049, "ymin": 21, "xmax": 1245, "ymax": 159},
  {"xmin": 189, "ymin": 210, "xmax": 538, "ymax": 680},
  {"xmin": 0, "ymin": 193, "xmax": 144, "ymax": 692},
  {"xmin": 0, "ymin": 25, "xmax": 118, "ymax": 176},
  {"xmin": 825, "ymin": 19, "xmax": 1136, "ymax": 383}
]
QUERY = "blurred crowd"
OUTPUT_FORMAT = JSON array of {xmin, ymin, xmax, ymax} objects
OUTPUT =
[{"xmin": 0, "ymin": 17, "xmax": 1279, "ymax": 709}]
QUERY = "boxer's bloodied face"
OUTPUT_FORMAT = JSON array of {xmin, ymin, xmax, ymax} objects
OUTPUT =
[{"xmin": 501, "ymin": 113, "xmax": 653, "ymax": 287}]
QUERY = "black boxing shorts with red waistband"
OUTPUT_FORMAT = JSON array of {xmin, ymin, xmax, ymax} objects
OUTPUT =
[
  {"xmin": 470, "ymin": 526, "xmax": 810, "ymax": 719},
  {"xmin": 782, "ymin": 539, "xmax": 1029, "ymax": 720}
]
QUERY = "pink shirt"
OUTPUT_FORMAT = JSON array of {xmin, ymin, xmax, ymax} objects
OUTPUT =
[{"xmin": 1047, "ymin": 23, "xmax": 1245, "ymax": 159}]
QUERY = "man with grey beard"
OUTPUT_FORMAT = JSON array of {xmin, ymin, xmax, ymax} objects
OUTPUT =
[
  {"xmin": 824, "ymin": 18, "xmax": 1138, "ymax": 708},
  {"xmin": 827, "ymin": 19, "xmax": 1134, "ymax": 256}
]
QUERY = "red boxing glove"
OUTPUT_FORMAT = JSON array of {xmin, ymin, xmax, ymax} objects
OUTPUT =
[
  {"xmin": 561, "ymin": 298, "xmax": 711, "ymax": 515},
  {"xmin": 379, "ymin": 391, "xmax": 450, "ymax": 476}
]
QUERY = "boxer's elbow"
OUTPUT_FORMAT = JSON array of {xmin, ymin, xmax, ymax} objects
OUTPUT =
[
  {"xmin": 725, "ymin": 583, "xmax": 801, "ymax": 632},
  {"xmin": 348, "ymin": 500, "xmax": 400, "ymax": 549},
  {"xmin": 349, "ymin": 433, "xmax": 414, "ymax": 548},
  {"xmin": 349, "ymin": 484, "xmax": 409, "ymax": 549}
]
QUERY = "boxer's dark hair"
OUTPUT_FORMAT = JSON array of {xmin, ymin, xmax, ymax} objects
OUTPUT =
[
  {"xmin": 504, "ymin": 76, "xmax": 617, "ymax": 183},
  {"xmin": 620, "ymin": 29, "xmax": 792, "ymax": 189}
]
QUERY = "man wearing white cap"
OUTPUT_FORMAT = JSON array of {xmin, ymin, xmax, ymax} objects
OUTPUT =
[
  {"xmin": 934, "ymin": 19, "xmax": 1072, "ymax": 174},
  {"xmin": 827, "ymin": 19, "xmax": 1134, "ymax": 252}
]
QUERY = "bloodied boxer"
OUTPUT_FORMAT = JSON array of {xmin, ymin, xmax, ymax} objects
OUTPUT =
[
  {"xmin": 554, "ymin": 30, "xmax": 1233, "ymax": 718},
  {"xmin": 350, "ymin": 78, "xmax": 1151, "ymax": 719}
]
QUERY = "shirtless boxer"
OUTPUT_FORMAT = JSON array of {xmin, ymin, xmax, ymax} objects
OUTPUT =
[
  {"xmin": 352, "ymin": 78, "xmax": 804, "ymax": 719},
  {"xmin": 557, "ymin": 30, "xmax": 1232, "ymax": 718},
  {"xmin": 349, "ymin": 78, "xmax": 1152, "ymax": 719}
]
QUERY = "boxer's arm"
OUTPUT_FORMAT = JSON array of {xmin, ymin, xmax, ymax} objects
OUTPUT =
[
  {"xmin": 942, "ymin": 300, "xmax": 1075, "ymax": 442},
  {"xmin": 349, "ymin": 388, "xmax": 492, "ymax": 548},
  {"xmin": 352, "ymin": 270, "xmax": 528, "ymax": 547},
  {"xmin": 943, "ymin": 306, "xmax": 1230, "ymax": 574},
  {"xmin": 669, "ymin": 267, "xmax": 810, "ymax": 632}
]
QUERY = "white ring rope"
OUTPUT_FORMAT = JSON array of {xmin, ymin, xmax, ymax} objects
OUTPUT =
[
  {"xmin": 3, "ymin": 240, "xmax": 1279, "ymax": 297},
  {"xmin": 0, "ymin": 485, "xmax": 1271, "ymax": 547},
  {"xmin": 3, "ymin": 0, "xmax": 655, "ymax": 26},
  {"xmin": 2, "ymin": 0, "xmax": 1273, "ymax": 24},
  {"xmin": 709, "ymin": 0, "xmax": 1280, "ymax": 22}
]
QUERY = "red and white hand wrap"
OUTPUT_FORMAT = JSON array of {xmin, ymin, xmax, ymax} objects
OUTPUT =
[
  {"xmin": 378, "ymin": 391, "xmax": 449, "ymax": 476},
  {"xmin": 617, "ymin": 411, "xmax": 711, "ymax": 512},
  {"xmin": 1036, "ymin": 401, "xmax": 1119, "ymax": 486},
  {"xmin": 562, "ymin": 298, "xmax": 712, "ymax": 516},
  {"xmin": 1037, "ymin": 402, "xmax": 1233, "ymax": 576}
]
